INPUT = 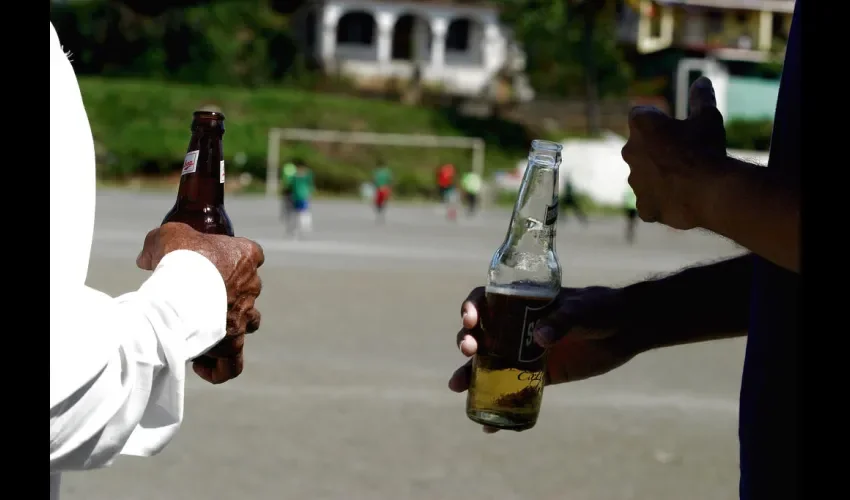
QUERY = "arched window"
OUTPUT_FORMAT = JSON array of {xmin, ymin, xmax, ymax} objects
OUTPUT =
[{"xmin": 336, "ymin": 11, "xmax": 376, "ymax": 45}]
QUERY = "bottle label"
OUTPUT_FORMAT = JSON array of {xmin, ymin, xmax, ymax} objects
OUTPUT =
[
  {"xmin": 220, "ymin": 160, "xmax": 225, "ymax": 184},
  {"xmin": 545, "ymin": 201, "xmax": 558, "ymax": 226},
  {"xmin": 182, "ymin": 150, "xmax": 199, "ymax": 175},
  {"xmin": 481, "ymin": 291, "xmax": 557, "ymax": 364},
  {"xmin": 518, "ymin": 299, "xmax": 554, "ymax": 362}
]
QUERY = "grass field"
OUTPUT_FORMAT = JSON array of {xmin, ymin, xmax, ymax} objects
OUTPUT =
[{"xmin": 79, "ymin": 78, "xmax": 536, "ymax": 197}]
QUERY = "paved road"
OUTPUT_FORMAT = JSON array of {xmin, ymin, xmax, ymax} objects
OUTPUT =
[{"xmin": 61, "ymin": 190, "xmax": 747, "ymax": 500}]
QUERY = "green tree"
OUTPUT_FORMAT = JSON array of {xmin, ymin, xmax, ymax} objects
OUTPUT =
[
  {"xmin": 573, "ymin": 0, "xmax": 606, "ymax": 135},
  {"xmin": 171, "ymin": 0, "xmax": 292, "ymax": 86},
  {"xmin": 51, "ymin": 0, "xmax": 297, "ymax": 86},
  {"xmin": 497, "ymin": 0, "xmax": 632, "ymax": 135}
]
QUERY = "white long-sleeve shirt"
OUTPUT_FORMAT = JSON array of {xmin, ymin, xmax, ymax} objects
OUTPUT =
[{"xmin": 49, "ymin": 22, "xmax": 228, "ymax": 500}]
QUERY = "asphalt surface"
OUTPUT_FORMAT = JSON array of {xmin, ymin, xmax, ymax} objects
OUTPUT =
[{"xmin": 60, "ymin": 190, "xmax": 747, "ymax": 500}]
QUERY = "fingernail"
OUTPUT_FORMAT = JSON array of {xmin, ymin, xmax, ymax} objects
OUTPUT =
[{"xmin": 533, "ymin": 325, "xmax": 555, "ymax": 346}]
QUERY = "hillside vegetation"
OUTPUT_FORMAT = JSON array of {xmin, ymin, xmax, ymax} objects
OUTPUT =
[{"xmin": 80, "ymin": 78, "xmax": 533, "ymax": 196}]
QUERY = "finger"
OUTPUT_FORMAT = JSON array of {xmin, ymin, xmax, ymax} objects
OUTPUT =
[
  {"xmin": 531, "ymin": 293, "xmax": 585, "ymax": 347},
  {"xmin": 235, "ymin": 273, "xmax": 262, "ymax": 305},
  {"xmin": 192, "ymin": 356, "xmax": 216, "ymax": 383},
  {"xmin": 220, "ymin": 352, "xmax": 244, "ymax": 382},
  {"xmin": 447, "ymin": 359, "xmax": 472, "ymax": 393},
  {"xmin": 229, "ymin": 272, "xmax": 262, "ymax": 307},
  {"xmin": 136, "ymin": 228, "xmax": 159, "ymax": 270},
  {"xmin": 533, "ymin": 322, "xmax": 560, "ymax": 348},
  {"xmin": 254, "ymin": 242, "xmax": 266, "ymax": 268},
  {"xmin": 193, "ymin": 351, "xmax": 244, "ymax": 384},
  {"xmin": 245, "ymin": 308, "xmax": 261, "ymax": 334},
  {"xmin": 455, "ymin": 330, "xmax": 478, "ymax": 357},
  {"xmin": 237, "ymin": 238, "xmax": 266, "ymax": 268},
  {"xmin": 628, "ymin": 105, "xmax": 658, "ymax": 125},
  {"xmin": 254, "ymin": 274, "xmax": 263, "ymax": 299},
  {"xmin": 227, "ymin": 295, "xmax": 256, "ymax": 336},
  {"xmin": 482, "ymin": 426, "xmax": 500, "ymax": 434},
  {"xmin": 461, "ymin": 305, "xmax": 479, "ymax": 331},
  {"xmin": 636, "ymin": 196, "xmax": 660, "ymax": 223},
  {"xmin": 534, "ymin": 288, "xmax": 619, "ymax": 348},
  {"xmin": 626, "ymin": 172, "xmax": 661, "ymax": 225},
  {"xmin": 687, "ymin": 76, "xmax": 717, "ymax": 119},
  {"xmin": 226, "ymin": 306, "xmax": 249, "ymax": 337},
  {"xmin": 211, "ymin": 352, "xmax": 244, "ymax": 384},
  {"xmin": 685, "ymin": 78, "xmax": 726, "ymax": 155},
  {"xmin": 621, "ymin": 141, "xmax": 638, "ymax": 166},
  {"xmin": 460, "ymin": 286, "xmax": 486, "ymax": 330},
  {"xmin": 206, "ymin": 332, "xmax": 246, "ymax": 359},
  {"xmin": 627, "ymin": 106, "xmax": 667, "ymax": 137}
]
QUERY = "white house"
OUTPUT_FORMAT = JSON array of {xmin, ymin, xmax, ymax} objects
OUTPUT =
[{"xmin": 292, "ymin": 0, "xmax": 535, "ymax": 102}]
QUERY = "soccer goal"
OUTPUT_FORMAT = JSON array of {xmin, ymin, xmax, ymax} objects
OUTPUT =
[{"xmin": 265, "ymin": 128, "xmax": 486, "ymax": 198}]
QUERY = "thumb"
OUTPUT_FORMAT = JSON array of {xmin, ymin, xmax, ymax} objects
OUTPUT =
[
  {"xmin": 532, "ymin": 287, "xmax": 621, "ymax": 347},
  {"xmin": 136, "ymin": 228, "xmax": 159, "ymax": 271},
  {"xmin": 687, "ymin": 76, "xmax": 726, "ymax": 153},
  {"xmin": 531, "ymin": 298, "xmax": 583, "ymax": 348},
  {"xmin": 534, "ymin": 313, "xmax": 616, "ymax": 348},
  {"xmin": 687, "ymin": 76, "xmax": 718, "ymax": 120}
]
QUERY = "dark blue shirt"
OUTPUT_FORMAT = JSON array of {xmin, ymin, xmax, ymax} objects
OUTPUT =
[{"xmin": 740, "ymin": 2, "xmax": 800, "ymax": 499}]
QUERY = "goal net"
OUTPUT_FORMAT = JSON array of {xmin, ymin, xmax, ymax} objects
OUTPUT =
[{"xmin": 265, "ymin": 128, "xmax": 486, "ymax": 199}]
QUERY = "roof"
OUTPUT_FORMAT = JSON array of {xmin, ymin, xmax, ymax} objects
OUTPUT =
[
  {"xmin": 655, "ymin": 0, "xmax": 795, "ymax": 13},
  {"xmin": 382, "ymin": 0, "xmax": 494, "ymax": 5},
  {"xmin": 343, "ymin": 0, "xmax": 498, "ymax": 10}
]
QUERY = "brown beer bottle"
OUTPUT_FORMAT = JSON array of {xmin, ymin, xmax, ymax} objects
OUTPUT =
[
  {"xmin": 162, "ymin": 110, "xmax": 234, "ymax": 236},
  {"xmin": 466, "ymin": 139, "xmax": 563, "ymax": 431}
]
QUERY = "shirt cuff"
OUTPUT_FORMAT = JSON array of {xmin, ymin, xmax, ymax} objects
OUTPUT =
[{"xmin": 137, "ymin": 249, "xmax": 227, "ymax": 359}]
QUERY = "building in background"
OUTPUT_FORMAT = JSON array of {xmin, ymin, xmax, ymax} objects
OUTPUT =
[
  {"xmin": 290, "ymin": 0, "xmax": 535, "ymax": 104},
  {"xmin": 618, "ymin": 0, "xmax": 794, "ymax": 60},
  {"xmin": 617, "ymin": 0, "xmax": 794, "ymax": 121}
]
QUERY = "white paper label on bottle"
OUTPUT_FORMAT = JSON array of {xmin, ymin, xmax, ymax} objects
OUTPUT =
[
  {"xmin": 182, "ymin": 150, "xmax": 199, "ymax": 175},
  {"xmin": 220, "ymin": 160, "xmax": 225, "ymax": 183}
]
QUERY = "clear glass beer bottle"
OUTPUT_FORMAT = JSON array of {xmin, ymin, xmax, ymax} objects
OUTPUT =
[
  {"xmin": 162, "ymin": 110, "xmax": 234, "ymax": 236},
  {"xmin": 466, "ymin": 139, "xmax": 563, "ymax": 431}
]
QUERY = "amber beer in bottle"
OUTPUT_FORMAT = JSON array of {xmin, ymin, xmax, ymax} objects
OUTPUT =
[
  {"xmin": 162, "ymin": 111, "xmax": 233, "ymax": 370},
  {"xmin": 162, "ymin": 110, "xmax": 234, "ymax": 236},
  {"xmin": 466, "ymin": 140, "xmax": 563, "ymax": 431}
]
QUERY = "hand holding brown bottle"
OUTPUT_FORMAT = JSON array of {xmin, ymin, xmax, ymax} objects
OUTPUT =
[{"xmin": 137, "ymin": 222, "xmax": 265, "ymax": 384}]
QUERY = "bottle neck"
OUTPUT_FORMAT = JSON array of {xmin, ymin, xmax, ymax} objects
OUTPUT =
[
  {"xmin": 176, "ymin": 129, "xmax": 224, "ymax": 206},
  {"xmin": 503, "ymin": 157, "xmax": 560, "ymax": 251}
]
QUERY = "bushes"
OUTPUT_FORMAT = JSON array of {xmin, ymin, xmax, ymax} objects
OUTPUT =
[
  {"xmin": 726, "ymin": 118, "xmax": 773, "ymax": 152},
  {"xmin": 51, "ymin": 0, "xmax": 297, "ymax": 87},
  {"xmin": 79, "ymin": 78, "xmax": 526, "ymax": 195}
]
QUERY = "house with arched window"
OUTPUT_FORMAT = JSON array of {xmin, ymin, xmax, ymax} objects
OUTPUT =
[{"xmin": 290, "ymin": 0, "xmax": 535, "ymax": 103}]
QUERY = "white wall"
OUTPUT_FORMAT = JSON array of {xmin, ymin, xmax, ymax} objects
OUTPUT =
[
  {"xmin": 315, "ymin": 0, "xmax": 513, "ymax": 98},
  {"xmin": 562, "ymin": 134, "xmax": 770, "ymax": 206},
  {"xmin": 559, "ymin": 132, "xmax": 631, "ymax": 206},
  {"xmin": 500, "ymin": 133, "xmax": 770, "ymax": 206}
]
